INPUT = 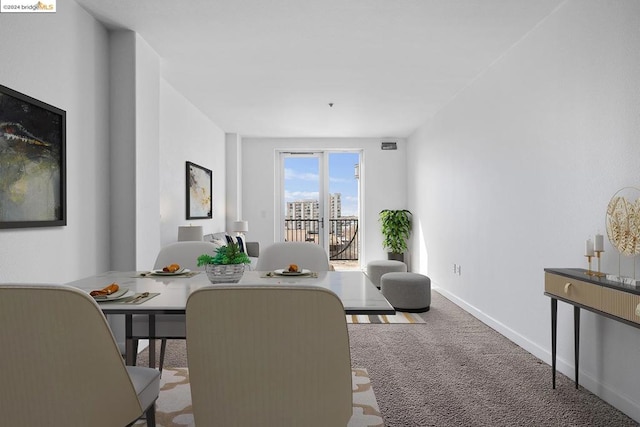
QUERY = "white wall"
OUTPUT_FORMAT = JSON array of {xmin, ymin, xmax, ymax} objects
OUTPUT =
[
  {"xmin": 407, "ymin": 0, "xmax": 640, "ymax": 420},
  {"xmin": 0, "ymin": 3, "xmax": 111, "ymax": 282},
  {"xmin": 159, "ymin": 81, "xmax": 227, "ymax": 247},
  {"xmin": 241, "ymin": 137, "xmax": 407, "ymax": 266},
  {"xmin": 134, "ymin": 35, "xmax": 162, "ymax": 270},
  {"xmin": 0, "ymin": 4, "xmax": 227, "ymax": 281}
]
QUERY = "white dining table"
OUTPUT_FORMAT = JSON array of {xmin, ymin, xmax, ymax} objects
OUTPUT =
[{"xmin": 66, "ymin": 269, "xmax": 394, "ymax": 365}]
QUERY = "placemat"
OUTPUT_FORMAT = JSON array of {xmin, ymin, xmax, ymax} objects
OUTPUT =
[
  {"xmin": 97, "ymin": 292, "xmax": 160, "ymax": 304},
  {"xmin": 260, "ymin": 271, "xmax": 318, "ymax": 278},
  {"xmin": 135, "ymin": 271, "xmax": 200, "ymax": 278}
]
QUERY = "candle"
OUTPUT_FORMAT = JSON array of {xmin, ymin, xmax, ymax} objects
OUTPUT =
[
  {"xmin": 594, "ymin": 234, "xmax": 604, "ymax": 252},
  {"xmin": 585, "ymin": 239, "xmax": 594, "ymax": 256}
]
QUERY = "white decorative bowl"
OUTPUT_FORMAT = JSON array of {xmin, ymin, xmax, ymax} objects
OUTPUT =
[{"xmin": 205, "ymin": 263, "xmax": 245, "ymax": 283}]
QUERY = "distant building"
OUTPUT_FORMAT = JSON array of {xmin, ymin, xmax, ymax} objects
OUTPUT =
[
  {"xmin": 286, "ymin": 193, "xmax": 342, "ymax": 222},
  {"xmin": 329, "ymin": 193, "xmax": 341, "ymax": 219},
  {"xmin": 285, "ymin": 194, "xmax": 342, "ymax": 238}
]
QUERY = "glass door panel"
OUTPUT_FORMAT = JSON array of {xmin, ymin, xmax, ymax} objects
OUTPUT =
[{"xmin": 281, "ymin": 153, "xmax": 324, "ymax": 248}]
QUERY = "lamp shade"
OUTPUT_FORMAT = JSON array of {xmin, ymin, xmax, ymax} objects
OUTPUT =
[
  {"xmin": 178, "ymin": 225, "xmax": 203, "ymax": 241},
  {"xmin": 232, "ymin": 220, "xmax": 248, "ymax": 233}
]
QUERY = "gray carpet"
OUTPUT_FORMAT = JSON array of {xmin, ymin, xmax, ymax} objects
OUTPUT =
[{"xmin": 137, "ymin": 291, "xmax": 639, "ymax": 426}]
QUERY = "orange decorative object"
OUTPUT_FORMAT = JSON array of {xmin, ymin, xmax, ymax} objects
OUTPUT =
[
  {"xmin": 163, "ymin": 263, "xmax": 181, "ymax": 273},
  {"xmin": 90, "ymin": 283, "xmax": 119, "ymax": 297}
]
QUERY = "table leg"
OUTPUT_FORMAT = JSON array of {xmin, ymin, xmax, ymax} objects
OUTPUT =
[
  {"xmin": 148, "ymin": 314, "xmax": 156, "ymax": 369},
  {"xmin": 551, "ymin": 298, "xmax": 557, "ymax": 389},
  {"xmin": 574, "ymin": 306, "xmax": 580, "ymax": 389},
  {"xmin": 125, "ymin": 314, "xmax": 134, "ymax": 366}
]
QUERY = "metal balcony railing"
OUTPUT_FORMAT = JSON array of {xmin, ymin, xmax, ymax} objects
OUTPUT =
[{"xmin": 284, "ymin": 218, "xmax": 359, "ymax": 261}]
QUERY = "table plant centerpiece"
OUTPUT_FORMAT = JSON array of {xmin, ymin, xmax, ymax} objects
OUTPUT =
[{"xmin": 197, "ymin": 242, "xmax": 251, "ymax": 283}]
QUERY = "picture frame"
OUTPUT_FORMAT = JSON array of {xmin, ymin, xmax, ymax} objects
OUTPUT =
[
  {"xmin": 186, "ymin": 161, "xmax": 212, "ymax": 219},
  {"xmin": 0, "ymin": 84, "xmax": 66, "ymax": 229}
]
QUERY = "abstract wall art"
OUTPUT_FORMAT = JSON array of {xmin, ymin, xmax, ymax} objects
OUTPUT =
[
  {"xmin": 186, "ymin": 161, "xmax": 212, "ymax": 219},
  {"xmin": 0, "ymin": 85, "xmax": 66, "ymax": 228}
]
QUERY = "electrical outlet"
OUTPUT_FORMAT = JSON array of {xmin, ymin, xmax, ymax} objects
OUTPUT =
[
  {"xmin": 453, "ymin": 263, "xmax": 457, "ymax": 274},
  {"xmin": 457, "ymin": 265, "xmax": 461, "ymax": 275}
]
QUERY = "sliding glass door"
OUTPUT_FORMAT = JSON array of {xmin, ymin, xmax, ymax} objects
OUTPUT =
[{"xmin": 278, "ymin": 150, "xmax": 361, "ymax": 267}]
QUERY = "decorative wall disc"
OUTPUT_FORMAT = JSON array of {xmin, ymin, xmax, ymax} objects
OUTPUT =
[{"xmin": 606, "ymin": 187, "xmax": 640, "ymax": 256}]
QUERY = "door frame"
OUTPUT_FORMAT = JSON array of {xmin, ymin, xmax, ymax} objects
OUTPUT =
[{"xmin": 275, "ymin": 148, "xmax": 363, "ymax": 268}]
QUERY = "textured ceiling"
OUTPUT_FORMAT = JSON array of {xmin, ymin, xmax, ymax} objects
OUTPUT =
[{"xmin": 76, "ymin": 0, "xmax": 563, "ymax": 138}]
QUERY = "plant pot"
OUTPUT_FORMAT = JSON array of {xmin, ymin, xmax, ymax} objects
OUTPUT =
[
  {"xmin": 387, "ymin": 252, "xmax": 404, "ymax": 263},
  {"xmin": 205, "ymin": 263, "xmax": 245, "ymax": 284}
]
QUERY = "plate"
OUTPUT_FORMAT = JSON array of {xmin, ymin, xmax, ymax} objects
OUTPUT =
[
  {"xmin": 273, "ymin": 269, "xmax": 311, "ymax": 276},
  {"xmin": 92, "ymin": 288, "xmax": 132, "ymax": 301},
  {"xmin": 151, "ymin": 268, "xmax": 190, "ymax": 276}
]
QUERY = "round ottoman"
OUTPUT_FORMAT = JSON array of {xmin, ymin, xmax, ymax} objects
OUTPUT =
[
  {"xmin": 366, "ymin": 260, "xmax": 407, "ymax": 288},
  {"xmin": 380, "ymin": 272, "xmax": 431, "ymax": 312}
]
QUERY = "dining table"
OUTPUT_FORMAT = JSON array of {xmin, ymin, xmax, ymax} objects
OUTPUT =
[{"xmin": 66, "ymin": 269, "xmax": 395, "ymax": 365}]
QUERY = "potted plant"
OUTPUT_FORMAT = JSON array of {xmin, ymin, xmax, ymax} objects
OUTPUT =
[
  {"xmin": 197, "ymin": 242, "xmax": 252, "ymax": 283},
  {"xmin": 379, "ymin": 209, "xmax": 412, "ymax": 262}
]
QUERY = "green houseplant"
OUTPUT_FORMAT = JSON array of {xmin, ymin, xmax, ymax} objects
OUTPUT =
[
  {"xmin": 379, "ymin": 209, "xmax": 412, "ymax": 262},
  {"xmin": 197, "ymin": 242, "xmax": 251, "ymax": 283}
]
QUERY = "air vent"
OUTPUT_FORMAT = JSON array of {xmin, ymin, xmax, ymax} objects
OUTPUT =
[{"xmin": 381, "ymin": 142, "xmax": 397, "ymax": 150}]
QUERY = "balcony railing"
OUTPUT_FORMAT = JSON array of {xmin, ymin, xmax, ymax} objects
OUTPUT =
[{"xmin": 284, "ymin": 218, "xmax": 359, "ymax": 261}]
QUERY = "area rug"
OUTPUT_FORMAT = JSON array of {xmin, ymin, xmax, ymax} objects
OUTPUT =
[
  {"xmin": 347, "ymin": 312, "xmax": 425, "ymax": 324},
  {"xmin": 134, "ymin": 367, "xmax": 383, "ymax": 427}
]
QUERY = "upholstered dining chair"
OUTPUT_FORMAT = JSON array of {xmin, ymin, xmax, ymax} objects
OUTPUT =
[
  {"xmin": 152, "ymin": 240, "xmax": 217, "ymax": 271},
  {"xmin": 255, "ymin": 241, "xmax": 331, "ymax": 271},
  {"xmin": 0, "ymin": 283, "xmax": 160, "ymax": 427},
  {"xmin": 133, "ymin": 240, "xmax": 218, "ymax": 370},
  {"xmin": 186, "ymin": 284, "xmax": 353, "ymax": 427}
]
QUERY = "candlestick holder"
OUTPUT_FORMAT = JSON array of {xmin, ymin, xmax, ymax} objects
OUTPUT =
[
  {"xmin": 585, "ymin": 255, "xmax": 594, "ymax": 276},
  {"xmin": 593, "ymin": 250, "xmax": 605, "ymax": 277}
]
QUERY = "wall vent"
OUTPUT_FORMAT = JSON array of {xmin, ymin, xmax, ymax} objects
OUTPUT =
[{"xmin": 381, "ymin": 141, "xmax": 397, "ymax": 150}]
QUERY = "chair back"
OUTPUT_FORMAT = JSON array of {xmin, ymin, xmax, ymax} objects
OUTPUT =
[
  {"xmin": 255, "ymin": 242, "xmax": 330, "ymax": 271},
  {"xmin": 0, "ymin": 284, "xmax": 146, "ymax": 427},
  {"xmin": 153, "ymin": 241, "xmax": 219, "ymax": 271},
  {"xmin": 186, "ymin": 285, "xmax": 353, "ymax": 427}
]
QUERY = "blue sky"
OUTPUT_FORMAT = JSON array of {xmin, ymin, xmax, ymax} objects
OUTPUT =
[{"xmin": 284, "ymin": 152, "xmax": 359, "ymax": 216}]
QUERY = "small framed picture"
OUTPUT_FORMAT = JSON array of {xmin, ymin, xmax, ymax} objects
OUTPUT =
[{"xmin": 186, "ymin": 161, "xmax": 212, "ymax": 219}]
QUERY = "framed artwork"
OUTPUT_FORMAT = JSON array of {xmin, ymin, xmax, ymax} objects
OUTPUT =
[
  {"xmin": 0, "ymin": 84, "xmax": 66, "ymax": 229},
  {"xmin": 186, "ymin": 161, "xmax": 212, "ymax": 219}
]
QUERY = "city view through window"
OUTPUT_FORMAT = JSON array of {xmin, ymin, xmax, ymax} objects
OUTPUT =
[{"xmin": 284, "ymin": 152, "xmax": 360, "ymax": 265}]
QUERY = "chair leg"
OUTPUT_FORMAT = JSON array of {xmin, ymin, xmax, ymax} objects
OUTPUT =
[
  {"xmin": 145, "ymin": 402, "xmax": 156, "ymax": 427},
  {"xmin": 132, "ymin": 339, "xmax": 139, "ymax": 366},
  {"xmin": 159, "ymin": 339, "xmax": 167, "ymax": 372}
]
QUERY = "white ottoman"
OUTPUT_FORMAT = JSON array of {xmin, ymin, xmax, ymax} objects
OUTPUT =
[
  {"xmin": 380, "ymin": 272, "xmax": 431, "ymax": 312},
  {"xmin": 366, "ymin": 260, "xmax": 407, "ymax": 288}
]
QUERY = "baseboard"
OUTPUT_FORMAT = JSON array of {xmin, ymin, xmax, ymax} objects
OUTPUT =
[{"xmin": 432, "ymin": 285, "xmax": 640, "ymax": 423}]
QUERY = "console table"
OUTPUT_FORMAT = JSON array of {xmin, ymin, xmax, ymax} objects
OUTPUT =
[{"xmin": 544, "ymin": 268, "xmax": 640, "ymax": 389}]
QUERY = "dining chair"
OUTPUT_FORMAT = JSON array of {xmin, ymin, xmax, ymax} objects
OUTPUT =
[
  {"xmin": 186, "ymin": 284, "xmax": 353, "ymax": 427},
  {"xmin": 255, "ymin": 241, "xmax": 331, "ymax": 271},
  {"xmin": 133, "ymin": 241, "xmax": 218, "ymax": 370},
  {"xmin": 152, "ymin": 240, "xmax": 218, "ymax": 271},
  {"xmin": 0, "ymin": 283, "xmax": 160, "ymax": 427}
]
